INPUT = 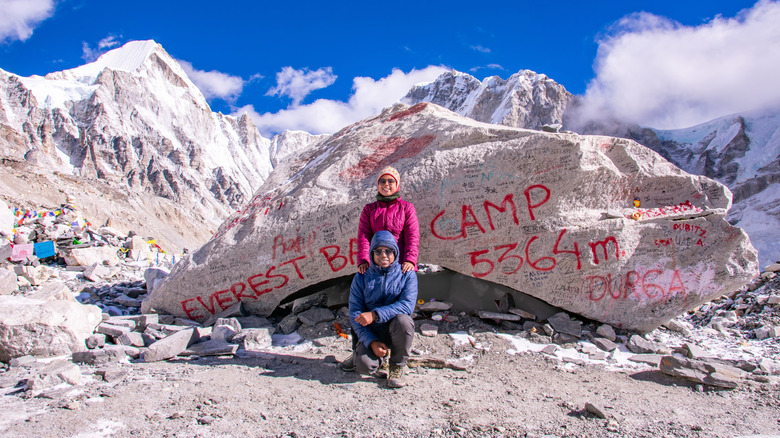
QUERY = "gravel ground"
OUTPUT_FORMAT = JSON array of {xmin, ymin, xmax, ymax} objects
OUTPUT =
[{"xmin": 2, "ymin": 315, "xmax": 779, "ymax": 438}]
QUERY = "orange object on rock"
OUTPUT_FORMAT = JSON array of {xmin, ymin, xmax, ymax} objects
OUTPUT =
[{"xmin": 334, "ymin": 322, "xmax": 349, "ymax": 339}]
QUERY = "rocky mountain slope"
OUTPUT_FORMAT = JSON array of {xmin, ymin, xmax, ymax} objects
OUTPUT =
[
  {"xmin": 651, "ymin": 110, "xmax": 780, "ymax": 267},
  {"xmin": 0, "ymin": 40, "xmax": 316, "ymax": 252},
  {"xmin": 404, "ymin": 72, "xmax": 780, "ymax": 267},
  {"xmin": 403, "ymin": 69, "xmax": 571, "ymax": 131}
]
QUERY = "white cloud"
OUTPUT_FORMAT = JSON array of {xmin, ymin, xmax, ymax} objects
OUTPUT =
[
  {"xmin": 471, "ymin": 45, "xmax": 491, "ymax": 53},
  {"xmin": 237, "ymin": 66, "xmax": 448, "ymax": 137},
  {"xmin": 266, "ymin": 66, "xmax": 337, "ymax": 106},
  {"xmin": 82, "ymin": 35, "xmax": 121, "ymax": 62},
  {"xmin": 179, "ymin": 60, "xmax": 246, "ymax": 103},
  {"xmin": 97, "ymin": 35, "xmax": 119, "ymax": 50},
  {"xmin": 81, "ymin": 41, "xmax": 99, "ymax": 62},
  {"xmin": 469, "ymin": 63, "xmax": 505, "ymax": 73},
  {"xmin": 0, "ymin": 0, "xmax": 55, "ymax": 44},
  {"xmin": 577, "ymin": 0, "xmax": 780, "ymax": 129}
]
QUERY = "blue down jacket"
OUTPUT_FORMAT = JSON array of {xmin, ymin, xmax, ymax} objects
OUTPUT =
[{"xmin": 349, "ymin": 230, "xmax": 418, "ymax": 348}]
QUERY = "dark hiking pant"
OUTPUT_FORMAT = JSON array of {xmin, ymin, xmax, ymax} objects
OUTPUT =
[{"xmin": 355, "ymin": 314, "xmax": 414, "ymax": 375}]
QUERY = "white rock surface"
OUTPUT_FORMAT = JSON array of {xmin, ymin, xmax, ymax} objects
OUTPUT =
[
  {"xmin": 0, "ymin": 199, "xmax": 13, "ymax": 236},
  {"xmin": 27, "ymin": 280, "xmax": 75, "ymax": 302},
  {"xmin": 144, "ymin": 103, "xmax": 758, "ymax": 332},
  {"xmin": 0, "ymin": 267, "xmax": 17, "ymax": 295},
  {"xmin": 0, "ymin": 295, "xmax": 102, "ymax": 362},
  {"xmin": 62, "ymin": 246, "xmax": 120, "ymax": 267}
]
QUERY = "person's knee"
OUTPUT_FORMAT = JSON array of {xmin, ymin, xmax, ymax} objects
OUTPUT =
[
  {"xmin": 355, "ymin": 345, "xmax": 378, "ymax": 375},
  {"xmin": 355, "ymin": 354, "xmax": 374, "ymax": 375},
  {"xmin": 390, "ymin": 314, "xmax": 414, "ymax": 336}
]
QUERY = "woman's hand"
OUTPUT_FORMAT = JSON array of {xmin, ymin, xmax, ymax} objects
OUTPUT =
[
  {"xmin": 358, "ymin": 263, "xmax": 368, "ymax": 274},
  {"xmin": 402, "ymin": 261, "xmax": 415, "ymax": 273}
]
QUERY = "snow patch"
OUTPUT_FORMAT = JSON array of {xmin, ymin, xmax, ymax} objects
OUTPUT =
[
  {"xmin": 16, "ymin": 77, "xmax": 97, "ymax": 111},
  {"xmin": 66, "ymin": 419, "xmax": 126, "ymax": 438},
  {"xmin": 499, "ymin": 334, "xmax": 649, "ymax": 372},
  {"xmin": 50, "ymin": 40, "xmax": 159, "ymax": 84}
]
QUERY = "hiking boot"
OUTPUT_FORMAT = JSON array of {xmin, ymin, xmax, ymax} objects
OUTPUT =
[
  {"xmin": 339, "ymin": 353, "xmax": 355, "ymax": 371},
  {"xmin": 387, "ymin": 364, "xmax": 406, "ymax": 388},
  {"xmin": 373, "ymin": 355, "xmax": 390, "ymax": 378}
]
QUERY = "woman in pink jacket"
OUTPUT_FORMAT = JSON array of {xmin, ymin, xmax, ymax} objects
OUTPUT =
[
  {"xmin": 343, "ymin": 166, "xmax": 419, "ymax": 372},
  {"xmin": 357, "ymin": 166, "xmax": 420, "ymax": 274}
]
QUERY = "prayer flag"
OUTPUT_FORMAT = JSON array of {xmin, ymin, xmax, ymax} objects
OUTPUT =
[
  {"xmin": 11, "ymin": 243, "xmax": 34, "ymax": 262},
  {"xmin": 34, "ymin": 240, "xmax": 56, "ymax": 259}
]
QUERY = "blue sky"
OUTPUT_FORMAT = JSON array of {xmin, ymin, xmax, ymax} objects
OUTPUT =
[{"xmin": 1, "ymin": 0, "xmax": 778, "ymax": 136}]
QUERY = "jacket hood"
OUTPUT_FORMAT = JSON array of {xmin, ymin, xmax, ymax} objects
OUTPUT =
[{"xmin": 369, "ymin": 230, "xmax": 400, "ymax": 265}]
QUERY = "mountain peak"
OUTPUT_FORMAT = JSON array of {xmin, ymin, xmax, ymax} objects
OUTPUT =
[
  {"xmin": 45, "ymin": 40, "xmax": 163, "ymax": 84},
  {"xmin": 403, "ymin": 69, "xmax": 572, "ymax": 130}
]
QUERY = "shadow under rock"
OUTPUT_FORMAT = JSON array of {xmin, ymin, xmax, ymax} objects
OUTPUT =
[
  {"xmin": 630, "ymin": 369, "xmax": 735, "ymax": 393},
  {"xmin": 180, "ymin": 352, "xmax": 366, "ymax": 385},
  {"xmin": 628, "ymin": 369, "xmax": 699, "ymax": 388}
]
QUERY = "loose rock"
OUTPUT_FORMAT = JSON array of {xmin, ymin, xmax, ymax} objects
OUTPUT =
[
  {"xmin": 659, "ymin": 355, "xmax": 744, "ymax": 388},
  {"xmin": 420, "ymin": 323, "xmax": 439, "ymax": 337}
]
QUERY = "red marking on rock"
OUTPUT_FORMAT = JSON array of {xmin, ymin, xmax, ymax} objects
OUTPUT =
[
  {"xmin": 340, "ymin": 134, "xmax": 435, "ymax": 181},
  {"xmin": 385, "ymin": 103, "xmax": 428, "ymax": 122}
]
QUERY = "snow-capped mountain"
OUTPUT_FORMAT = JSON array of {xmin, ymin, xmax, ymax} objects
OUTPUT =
[
  {"xmin": 652, "ymin": 110, "xmax": 780, "ymax": 267},
  {"xmin": 1, "ymin": 40, "xmax": 271, "ymax": 218},
  {"xmin": 0, "ymin": 40, "xmax": 306, "ymax": 250},
  {"xmin": 402, "ymin": 70, "xmax": 571, "ymax": 130}
]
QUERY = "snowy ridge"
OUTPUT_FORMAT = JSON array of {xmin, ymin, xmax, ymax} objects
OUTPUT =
[
  {"xmin": 16, "ymin": 75, "xmax": 97, "ymax": 111},
  {"xmin": 403, "ymin": 69, "xmax": 572, "ymax": 131},
  {"xmin": 47, "ymin": 40, "xmax": 159, "ymax": 84},
  {"xmin": 652, "ymin": 107, "xmax": 780, "ymax": 267},
  {"xmin": 653, "ymin": 109, "xmax": 780, "ymax": 185},
  {"xmin": 270, "ymin": 130, "xmax": 328, "ymax": 167}
]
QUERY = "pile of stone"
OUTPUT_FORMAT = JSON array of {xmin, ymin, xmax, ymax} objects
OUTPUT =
[
  {"xmin": 683, "ymin": 262, "xmax": 780, "ymax": 341},
  {"xmin": 1, "ymin": 197, "xmax": 176, "ymax": 311},
  {"xmin": 467, "ymin": 295, "xmax": 780, "ymax": 389}
]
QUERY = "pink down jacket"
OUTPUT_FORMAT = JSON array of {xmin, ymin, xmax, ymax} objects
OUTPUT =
[{"xmin": 357, "ymin": 198, "xmax": 420, "ymax": 269}]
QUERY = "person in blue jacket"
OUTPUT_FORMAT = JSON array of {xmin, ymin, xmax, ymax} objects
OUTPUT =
[{"xmin": 349, "ymin": 230, "xmax": 418, "ymax": 388}]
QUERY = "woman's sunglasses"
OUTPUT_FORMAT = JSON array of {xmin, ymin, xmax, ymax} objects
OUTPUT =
[
  {"xmin": 378, "ymin": 178, "xmax": 396, "ymax": 185},
  {"xmin": 373, "ymin": 249, "xmax": 394, "ymax": 256}
]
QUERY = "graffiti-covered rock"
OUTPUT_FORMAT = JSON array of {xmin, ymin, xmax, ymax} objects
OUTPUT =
[{"xmin": 143, "ymin": 103, "xmax": 759, "ymax": 332}]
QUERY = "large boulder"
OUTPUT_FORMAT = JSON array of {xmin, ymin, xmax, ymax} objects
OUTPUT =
[
  {"xmin": 143, "ymin": 103, "xmax": 759, "ymax": 332},
  {"xmin": 0, "ymin": 295, "xmax": 102, "ymax": 362},
  {"xmin": 0, "ymin": 199, "xmax": 13, "ymax": 237},
  {"xmin": 0, "ymin": 268, "xmax": 17, "ymax": 295},
  {"xmin": 62, "ymin": 245, "xmax": 120, "ymax": 266}
]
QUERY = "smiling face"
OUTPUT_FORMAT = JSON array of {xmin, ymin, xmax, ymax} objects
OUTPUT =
[
  {"xmin": 372, "ymin": 246, "xmax": 395, "ymax": 268},
  {"xmin": 376, "ymin": 175, "xmax": 398, "ymax": 197}
]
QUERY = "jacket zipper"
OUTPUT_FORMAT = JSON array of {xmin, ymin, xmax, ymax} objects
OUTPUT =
[{"xmin": 380, "ymin": 269, "xmax": 388, "ymax": 319}]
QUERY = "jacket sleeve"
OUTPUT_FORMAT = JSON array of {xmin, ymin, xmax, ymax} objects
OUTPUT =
[
  {"xmin": 356, "ymin": 204, "xmax": 373, "ymax": 267},
  {"xmin": 348, "ymin": 273, "xmax": 378, "ymax": 348},
  {"xmin": 374, "ymin": 272, "xmax": 419, "ymax": 323},
  {"xmin": 402, "ymin": 201, "xmax": 420, "ymax": 266}
]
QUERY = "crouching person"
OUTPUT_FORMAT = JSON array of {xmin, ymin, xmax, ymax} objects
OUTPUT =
[{"xmin": 349, "ymin": 230, "xmax": 418, "ymax": 388}]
